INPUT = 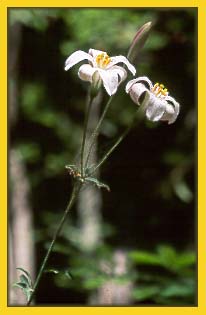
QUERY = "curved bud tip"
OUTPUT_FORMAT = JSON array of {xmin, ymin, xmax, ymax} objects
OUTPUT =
[{"xmin": 127, "ymin": 21, "xmax": 152, "ymax": 62}]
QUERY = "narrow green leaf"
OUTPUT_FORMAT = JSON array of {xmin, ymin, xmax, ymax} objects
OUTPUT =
[
  {"xmin": 65, "ymin": 164, "xmax": 78, "ymax": 170},
  {"xmin": 65, "ymin": 270, "xmax": 73, "ymax": 279},
  {"xmin": 85, "ymin": 177, "xmax": 110, "ymax": 191},
  {"xmin": 45, "ymin": 268, "xmax": 73, "ymax": 280},
  {"xmin": 20, "ymin": 274, "xmax": 30, "ymax": 287},
  {"xmin": 129, "ymin": 250, "xmax": 161, "ymax": 266},
  {"xmin": 44, "ymin": 269, "xmax": 59, "ymax": 274},
  {"xmin": 16, "ymin": 267, "xmax": 33, "ymax": 287},
  {"xmin": 13, "ymin": 282, "xmax": 27, "ymax": 289},
  {"xmin": 16, "ymin": 267, "xmax": 31, "ymax": 281},
  {"xmin": 13, "ymin": 282, "xmax": 34, "ymax": 301},
  {"xmin": 23, "ymin": 287, "xmax": 34, "ymax": 302},
  {"xmin": 132, "ymin": 285, "xmax": 160, "ymax": 301}
]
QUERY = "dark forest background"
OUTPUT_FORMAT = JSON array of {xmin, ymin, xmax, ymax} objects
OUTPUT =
[{"xmin": 9, "ymin": 8, "xmax": 196, "ymax": 306}]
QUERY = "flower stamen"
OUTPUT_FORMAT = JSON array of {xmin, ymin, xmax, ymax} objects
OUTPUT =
[
  {"xmin": 96, "ymin": 52, "xmax": 111, "ymax": 69},
  {"xmin": 152, "ymin": 82, "xmax": 169, "ymax": 98}
]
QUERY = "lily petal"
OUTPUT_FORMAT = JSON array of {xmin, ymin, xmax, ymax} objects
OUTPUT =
[
  {"xmin": 110, "ymin": 55, "xmax": 136, "ymax": 76},
  {"xmin": 126, "ymin": 76, "xmax": 153, "ymax": 93},
  {"xmin": 108, "ymin": 66, "xmax": 127, "ymax": 84},
  {"xmin": 126, "ymin": 78, "xmax": 140, "ymax": 93},
  {"xmin": 98, "ymin": 69, "xmax": 119, "ymax": 96},
  {"xmin": 78, "ymin": 64, "xmax": 97, "ymax": 82},
  {"xmin": 146, "ymin": 94, "xmax": 166, "ymax": 121},
  {"xmin": 160, "ymin": 103, "xmax": 175, "ymax": 124},
  {"xmin": 65, "ymin": 50, "xmax": 93, "ymax": 71},
  {"xmin": 88, "ymin": 48, "xmax": 106, "ymax": 58},
  {"xmin": 164, "ymin": 96, "xmax": 180, "ymax": 124},
  {"xmin": 127, "ymin": 82, "xmax": 149, "ymax": 105},
  {"xmin": 132, "ymin": 76, "xmax": 153, "ymax": 90}
]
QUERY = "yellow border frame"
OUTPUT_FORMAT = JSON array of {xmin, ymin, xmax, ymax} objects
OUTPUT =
[{"xmin": 0, "ymin": 1, "xmax": 205, "ymax": 314}]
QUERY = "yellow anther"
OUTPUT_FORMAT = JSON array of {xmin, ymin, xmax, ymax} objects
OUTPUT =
[
  {"xmin": 96, "ymin": 52, "xmax": 111, "ymax": 69},
  {"xmin": 153, "ymin": 83, "xmax": 159, "ymax": 88},
  {"xmin": 103, "ymin": 57, "xmax": 111, "ymax": 66},
  {"xmin": 153, "ymin": 82, "xmax": 168, "ymax": 97}
]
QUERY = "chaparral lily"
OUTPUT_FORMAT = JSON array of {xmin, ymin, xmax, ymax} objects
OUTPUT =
[
  {"xmin": 126, "ymin": 76, "xmax": 180, "ymax": 124},
  {"xmin": 65, "ymin": 48, "xmax": 136, "ymax": 96}
]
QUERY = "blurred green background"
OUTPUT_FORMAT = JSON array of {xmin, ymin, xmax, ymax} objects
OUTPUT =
[{"xmin": 9, "ymin": 8, "xmax": 196, "ymax": 305}]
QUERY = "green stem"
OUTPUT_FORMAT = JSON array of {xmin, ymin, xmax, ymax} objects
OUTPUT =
[
  {"xmin": 84, "ymin": 95, "xmax": 113, "ymax": 170},
  {"xmin": 89, "ymin": 92, "xmax": 149, "ymax": 176},
  {"xmin": 80, "ymin": 92, "xmax": 94, "ymax": 176},
  {"xmin": 89, "ymin": 121, "xmax": 133, "ymax": 176},
  {"xmin": 27, "ymin": 183, "xmax": 81, "ymax": 306}
]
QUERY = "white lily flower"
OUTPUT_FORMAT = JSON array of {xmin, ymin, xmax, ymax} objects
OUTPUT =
[
  {"xmin": 126, "ymin": 76, "xmax": 180, "ymax": 124},
  {"xmin": 65, "ymin": 48, "xmax": 136, "ymax": 96}
]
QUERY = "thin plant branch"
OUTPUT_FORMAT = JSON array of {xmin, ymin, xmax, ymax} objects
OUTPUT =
[
  {"xmin": 27, "ymin": 182, "xmax": 82, "ymax": 305},
  {"xmin": 84, "ymin": 95, "xmax": 113, "ymax": 170},
  {"xmin": 80, "ymin": 91, "xmax": 94, "ymax": 176},
  {"xmin": 89, "ymin": 92, "xmax": 150, "ymax": 176}
]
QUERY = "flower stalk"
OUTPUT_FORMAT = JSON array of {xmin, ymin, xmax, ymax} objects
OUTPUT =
[
  {"xmin": 89, "ymin": 92, "xmax": 150, "ymax": 176},
  {"xmin": 80, "ymin": 91, "xmax": 95, "ymax": 176},
  {"xmin": 27, "ymin": 182, "xmax": 82, "ymax": 305},
  {"xmin": 84, "ymin": 95, "xmax": 114, "ymax": 170}
]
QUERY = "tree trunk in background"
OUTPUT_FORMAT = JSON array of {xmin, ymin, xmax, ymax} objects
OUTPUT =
[
  {"xmin": 77, "ymin": 92, "xmax": 103, "ymax": 253},
  {"xmin": 9, "ymin": 23, "xmax": 21, "ymax": 127},
  {"xmin": 90, "ymin": 249, "xmax": 133, "ymax": 305},
  {"xmin": 9, "ymin": 22, "xmax": 35, "ymax": 305},
  {"xmin": 9, "ymin": 151, "xmax": 35, "ymax": 305}
]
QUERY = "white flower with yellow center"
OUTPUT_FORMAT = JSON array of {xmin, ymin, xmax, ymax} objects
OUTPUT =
[
  {"xmin": 65, "ymin": 48, "xmax": 136, "ymax": 96},
  {"xmin": 126, "ymin": 76, "xmax": 180, "ymax": 124}
]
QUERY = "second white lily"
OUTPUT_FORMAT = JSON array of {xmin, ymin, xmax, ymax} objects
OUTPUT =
[{"xmin": 126, "ymin": 76, "xmax": 180, "ymax": 124}]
